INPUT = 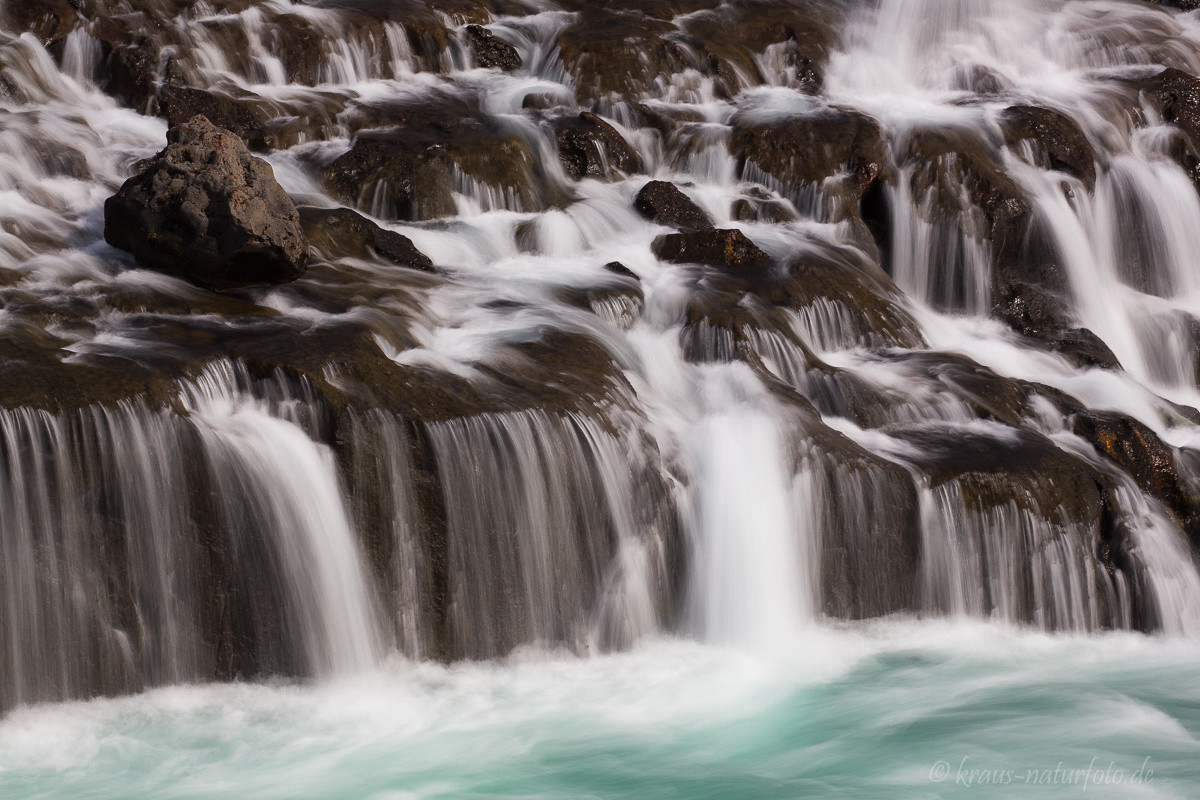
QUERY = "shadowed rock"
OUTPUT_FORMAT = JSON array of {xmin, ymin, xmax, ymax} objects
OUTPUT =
[
  {"xmin": 104, "ymin": 115, "xmax": 308, "ymax": 291},
  {"xmin": 1135, "ymin": 68, "xmax": 1200, "ymax": 188}
]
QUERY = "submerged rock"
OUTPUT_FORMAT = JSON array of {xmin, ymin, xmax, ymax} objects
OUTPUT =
[
  {"xmin": 104, "ymin": 115, "xmax": 308, "ymax": 291},
  {"xmin": 634, "ymin": 181, "xmax": 713, "ymax": 230}
]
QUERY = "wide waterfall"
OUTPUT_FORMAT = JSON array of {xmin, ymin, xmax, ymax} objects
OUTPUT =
[{"xmin": 2, "ymin": 0, "xmax": 1200, "ymax": 796}]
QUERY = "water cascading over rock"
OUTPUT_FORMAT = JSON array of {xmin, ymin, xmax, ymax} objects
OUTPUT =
[{"xmin": 2, "ymin": 0, "xmax": 1200, "ymax": 712}]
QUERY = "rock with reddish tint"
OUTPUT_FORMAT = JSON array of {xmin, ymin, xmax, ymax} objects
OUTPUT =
[
  {"xmin": 104, "ymin": 116, "xmax": 308, "ymax": 291},
  {"xmin": 652, "ymin": 228, "xmax": 770, "ymax": 270}
]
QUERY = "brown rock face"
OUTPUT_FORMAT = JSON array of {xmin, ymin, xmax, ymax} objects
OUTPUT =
[
  {"xmin": 1001, "ymin": 104, "xmax": 1097, "ymax": 189},
  {"xmin": 298, "ymin": 206, "xmax": 433, "ymax": 272},
  {"xmin": 652, "ymin": 228, "xmax": 770, "ymax": 270},
  {"xmin": 104, "ymin": 116, "xmax": 308, "ymax": 291},
  {"xmin": 466, "ymin": 25, "xmax": 521, "ymax": 71},
  {"xmin": 554, "ymin": 112, "xmax": 643, "ymax": 180}
]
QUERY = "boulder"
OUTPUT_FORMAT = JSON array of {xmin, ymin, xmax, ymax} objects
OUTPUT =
[
  {"xmin": 465, "ymin": 25, "xmax": 521, "ymax": 71},
  {"xmin": 298, "ymin": 207, "xmax": 433, "ymax": 271},
  {"xmin": 897, "ymin": 127, "xmax": 1072, "ymax": 321},
  {"xmin": 995, "ymin": 281, "xmax": 1122, "ymax": 370},
  {"xmin": 554, "ymin": 112, "xmax": 643, "ymax": 180},
  {"xmin": 652, "ymin": 228, "xmax": 770, "ymax": 270},
  {"xmin": 634, "ymin": 181, "xmax": 713, "ymax": 229},
  {"xmin": 104, "ymin": 116, "xmax": 308, "ymax": 291}
]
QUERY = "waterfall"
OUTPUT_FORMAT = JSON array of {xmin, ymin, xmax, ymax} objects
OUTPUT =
[{"xmin": 2, "ymin": 0, "xmax": 1200, "ymax": 715}]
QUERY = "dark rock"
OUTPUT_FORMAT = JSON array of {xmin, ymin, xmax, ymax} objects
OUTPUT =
[
  {"xmin": 104, "ymin": 116, "xmax": 308, "ymax": 291},
  {"xmin": 731, "ymin": 186, "xmax": 797, "ymax": 223},
  {"xmin": 730, "ymin": 107, "xmax": 886, "ymax": 201},
  {"xmin": 895, "ymin": 425, "xmax": 1103, "ymax": 533},
  {"xmin": 1134, "ymin": 68, "xmax": 1200, "ymax": 188},
  {"xmin": 1152, "ymin": 0, "xmax": 1200, "ymax": 11},
  {"xmin": 103, "ymin": 40, "xmax": 161, "ymax": 111},
  {"xmin": 900, "ymin": 127, "xmax": 1070, "ymax": 317},
  {"xmin": 890, "ymin": 423, "xmax": 1144, "ymax": 628},
  {"xmin": 682, "ymin": 0, "xmax": 841, "ymax": 94},
  {"xmin": 1071, "ymin": 410, "xmax": 1200, "ymax": 542},
  {"xmin": 298, "ymin": 206, "xmax": 433, "ymax": 272},
  {"xmin": 995, "ymin": 280, "xmax": 1122, "ymax": 370},
  {"xmin": 803, "ymin": 424, "xmax": 921, "ymax": 620},
  {"xmin": 554, "ymin": 112, "xmax": 643, "ymax": 180},
  {"xmin": 652, "ymin": 228, "xmax": 770, "ymax": 270},
  {"xmin": 769, "ymin": 248, "xmax": 926, "ymax": 349},
  {"xmin": 157, "ymin": 85, "xmax": 273, "ymax": 151},
  {"xmin": 556, "ymin": 10, "xmax": 695, "ymax": 104},
  {"xmin": 465, "ymin": 25, "xmax": 521, "ymax": 71},
  {"xmin": 1001, "ymin": 104, "xmax": 1097, "ymax": 189},
  {"xmin": 634, "ymin": 181, "xmax": 713, "ymax": 229},
  {"xmin": 3, "ymin": 0, "xmax": 79, "ymax": 46},
  {"xmin": 321, "ymin": 121, "xmax": 540, "ymax": 220},
  {"xmin": 554, "ymin": 0, "xmax": 720, "ymax": 18},
  {"xmin": 603, "ymin": 261, "xmax": 638, "ymax": 281}
]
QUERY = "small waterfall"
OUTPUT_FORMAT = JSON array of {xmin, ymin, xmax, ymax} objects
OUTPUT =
[
  {"xmin": 427, "ymin": 408, "xmax": 674, "ymax": 657},
  {"xmin": 884, "ymin": 165, "xmax": 993, "ymax": 315},
  {"xmin": 918, "ymin": 482, "xmax": 1127, "ymax": 632},
  {"xmin": 182, "ymin": 374, "xmax": 382, "ymax": 677}
]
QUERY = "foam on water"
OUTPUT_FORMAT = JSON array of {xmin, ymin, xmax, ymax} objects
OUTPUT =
[{"xmin": 1, "ymin": 625, "xmax": 1198, "ymax": 799}]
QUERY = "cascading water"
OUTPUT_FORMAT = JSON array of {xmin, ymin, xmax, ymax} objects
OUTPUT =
[{"xmin": 3, "ymin": 0, "xmax": 1200, "ymax": 795}]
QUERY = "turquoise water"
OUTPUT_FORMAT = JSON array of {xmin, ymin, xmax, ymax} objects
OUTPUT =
[{"xmin": 2, "ymin": 621, "xmax": 1198, "ymax": 799}]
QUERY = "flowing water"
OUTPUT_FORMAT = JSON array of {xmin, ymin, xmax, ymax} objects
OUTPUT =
[{"xmin": 3, "ymin": 0, "xmax": 1200, "ymax": 795}]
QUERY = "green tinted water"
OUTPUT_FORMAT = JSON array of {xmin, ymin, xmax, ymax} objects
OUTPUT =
[{"xmin": 2, "ymin": 621, "xmax": 1197, "ymax": 799}]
